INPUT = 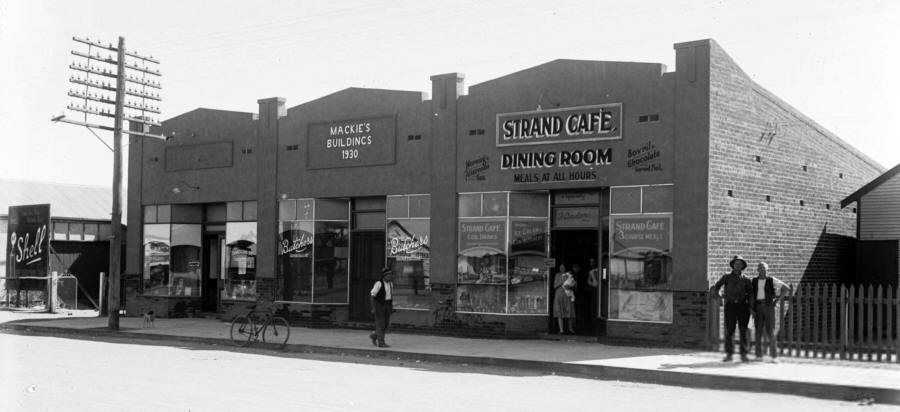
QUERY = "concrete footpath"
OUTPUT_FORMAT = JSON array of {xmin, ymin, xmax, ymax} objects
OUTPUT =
[{"xmin": 2, "ymin": 310, "xmax": 899, "ymax": 405}]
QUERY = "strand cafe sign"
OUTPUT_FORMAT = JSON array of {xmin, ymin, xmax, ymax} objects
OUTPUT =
[
  {"xmin": 6, "ymin": 204, "xmax": 51, "ymax": 278},
  {"xmin": 307, "ymin": 115, "xmax": 397, "ymax": 169},
  {"xmin": 611, "ymin": 215, "xmax": 672, "ymax": 258},
  {"xmin": 496, "ymin": 103, "xmax": 622, "ymax": 147}
]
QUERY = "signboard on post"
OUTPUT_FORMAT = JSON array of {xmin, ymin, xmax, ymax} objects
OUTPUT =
[{"xmin": 6, "ymin": 204, "xmax": 51, "ymax": 279}]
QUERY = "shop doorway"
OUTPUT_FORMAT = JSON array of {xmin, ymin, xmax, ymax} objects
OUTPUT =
[
  {"xmin": 201, "ymin": 233, "xmax": 224, "ymax": 312},
  {"xmin": 550, "ymin": 229, "xmax": 599, "ymax": 335},
  {"xmin": 349, "ymin": 230, "xmax": 385, "ymax": 321}
]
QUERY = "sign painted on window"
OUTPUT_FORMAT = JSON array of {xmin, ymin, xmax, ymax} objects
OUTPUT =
[
  {"xmin": 554, "ymin": 207, "xmax": 599, "ymax": 228},
  {"xmin": 6, "ymin": 204, "xmax": 51, "ymax": 278},
  {"xmin": 496, "ymin": 103, "xmax": 622, "ymax": 147},
  {"xmin": 387, "ymin": 219, "xmax": 430, "ymax": 260},
  {"xmin": 611, "ymin": 215, "xmax": 672, "ymax": 257},
  {"xmin": 307, "ymin": 115, "xmax": 396, "ymax": 169},
  {"xmin": 458, "ymin": 220, "xmax": 506, "ymax": 254}
]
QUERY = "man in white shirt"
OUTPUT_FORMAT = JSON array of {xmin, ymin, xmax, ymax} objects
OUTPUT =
[
  {"xmin": 751, "ymin": 261, "xmax": 790, "ymax": 361},
  {"xmin": 369, "ymin": 266, "xmax": 394, "ymax": 348}
]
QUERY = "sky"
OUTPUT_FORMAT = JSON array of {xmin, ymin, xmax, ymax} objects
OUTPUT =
[{"xmin": 1, "ymin": 0, "xmax": 899, "ymax": 188}]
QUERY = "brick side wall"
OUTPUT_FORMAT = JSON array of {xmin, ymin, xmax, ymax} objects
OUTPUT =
[{"xmin": 707, "ymin": 41, "xmax": 883, "ymax": 287}]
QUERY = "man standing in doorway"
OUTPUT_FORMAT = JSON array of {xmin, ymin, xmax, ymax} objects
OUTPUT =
[
  {"xmin": 752, "ymin": 261, "xmax": 789, "ymax": 362},
  {"xmin": 369, "ymin": 266, "xmax": 394, "ymax": 348},
  {"xmin": 712, "ymin": 255, "xmax": 752, "ymax": 362}
]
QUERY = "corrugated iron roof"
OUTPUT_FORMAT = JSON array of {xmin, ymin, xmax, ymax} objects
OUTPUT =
[{"xmin": 0, "ymin": 178, "xmax": 122, "ymax": 221}]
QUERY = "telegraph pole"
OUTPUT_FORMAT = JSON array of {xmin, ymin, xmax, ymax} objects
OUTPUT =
[{"xmin": 53, "ymin": 36, "xmax": 164, "ymax": 330}]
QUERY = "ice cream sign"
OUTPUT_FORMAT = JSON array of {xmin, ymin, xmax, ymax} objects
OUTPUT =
[{"xmin": 496, "ymin": 103, "xmax": 622, "ymax": 147}]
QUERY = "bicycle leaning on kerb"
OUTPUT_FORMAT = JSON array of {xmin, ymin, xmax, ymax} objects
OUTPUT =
[{"xmin": 230, "ymin": 304, "xmax": 290, "ymax": 349}]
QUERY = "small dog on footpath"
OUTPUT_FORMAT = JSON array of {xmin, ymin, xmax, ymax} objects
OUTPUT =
[{"xmin": 142, "ymin": 310, "xmax": 156, "ymax": 328}]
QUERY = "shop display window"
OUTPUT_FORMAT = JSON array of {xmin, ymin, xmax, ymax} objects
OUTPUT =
[
  {"xmin": 608, "ymin": 184, "xmax": 674, "ymax": 323},
  {"xmin": 224, "ymin": 222, "xmax": 257, "ymax": 301},
  {"xmin": 278, "ymin": 220, "xmax": 313, "ymax": 302},
  {"xmin": 386, "ymin": 216, "xmax": 431, "ymax": 309},
  {"xmin": 456, "ymin": 191, "xmax": 549, "ymax": 315},
  {"xmin": 313, "ymin": 221, "xmax": 349, "ymax": 303},
  {"xmin": 508, "ymin": 219, "xmax": 549, "ymax": 314},
  {"xmin": 142, "ymin": 224, "xmax": 171, "ymax": 296},
  {"xmin": 277, "ymin": 198, "xmax": 350, "ymax": 304},
  {"xmin": 170, "ymin": 224, "xmax": 201, "ymax": 297}
]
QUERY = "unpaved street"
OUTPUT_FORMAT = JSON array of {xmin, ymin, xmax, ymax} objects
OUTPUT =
[{"xmin": 1, "ymin": 333, "xmax": 895, "ymax": 411}]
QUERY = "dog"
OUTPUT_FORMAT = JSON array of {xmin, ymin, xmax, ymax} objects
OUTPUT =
[{"xmin": 142, "ymin": 310, "xmax": 156, "ymax": 328}]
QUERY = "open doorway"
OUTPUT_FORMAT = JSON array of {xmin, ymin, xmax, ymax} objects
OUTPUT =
[
  {"xmin": 550, "ymin": 229, "xmax": 599, "ymax": 335},
  {"xmin": 201, "ymin": 233, "xmax": 224, "ymax": 312}
]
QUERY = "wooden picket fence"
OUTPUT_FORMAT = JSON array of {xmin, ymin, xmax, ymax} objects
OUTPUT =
[{"xmin": 707, "ymin": 283, "xmax": 900, "ymax": 362}]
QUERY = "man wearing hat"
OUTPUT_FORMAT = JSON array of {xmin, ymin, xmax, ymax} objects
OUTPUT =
[
  {"xmin": 711, "ymin": 255, "xmax": 753, "ymax": 362},
  {"xmin": 369, "ymin": 266, "xmax": 394, "ymax": 348}
]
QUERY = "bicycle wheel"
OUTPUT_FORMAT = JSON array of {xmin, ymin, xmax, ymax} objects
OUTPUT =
[
  {"xmin": 262, "ymin": 316, "xmax": 290, "ymax": 348},
  {"xmin": 230, "ymin": 316, "xmax": 255, "ymax": 347}
]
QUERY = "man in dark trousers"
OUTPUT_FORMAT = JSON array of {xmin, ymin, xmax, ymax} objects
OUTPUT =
[
  {"xmin": 712, "ymin": 255, "xmax": 752, "ymax": 362},
  {"xmin": 751, "ymin": 261, "xmax": 789, "ymax": 362},
  {"xmin": 368, "ymin": 266, "xmax": 394, "ymax": 348}
]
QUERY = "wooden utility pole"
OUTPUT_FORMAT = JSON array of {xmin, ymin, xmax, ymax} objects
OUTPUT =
[{"xmin": 53, "ymin": 36, "xmax": 163, "ymax": 330}]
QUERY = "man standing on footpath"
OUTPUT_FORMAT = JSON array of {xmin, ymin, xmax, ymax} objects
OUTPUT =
[
  {"xmin": 369, "ymin": 266, "xmax": 394, "ymax": 348},
  {"xmin": 751, "ymin": 261, "xmax": 790, "ymax": 362},
  {"xmin": 712, "ymin": 255, "xmax": 752, "ymax": 362}
]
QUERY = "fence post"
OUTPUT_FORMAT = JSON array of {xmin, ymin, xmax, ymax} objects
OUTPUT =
[
  {"xmin": 842, "ymin": 285, "xmax": 851, "ymax": 360},
  {"xmin": 787, "ymin": 284, "xmax": 794, "ymax": 357},
  {"xmin": 99, "ymin": 272, "xmax": 107, "ymax": 316},
  {"xmin": 813, "ymin": 283, "xmax": 821, "ymax": 358},
  {"xmin": 778, "ymin": 290, "xmax": 786, "ymax": 357},
  {"xmin": 877, "ymin": 285, "xmax": 884, "ymax": 362},
  {"xmin": 48, "ymin": 271, "xmax": 58, "ymax": 314},
  {"xmin": 830, "ymin": 284, "xmax": 838, "ymax": 359}
]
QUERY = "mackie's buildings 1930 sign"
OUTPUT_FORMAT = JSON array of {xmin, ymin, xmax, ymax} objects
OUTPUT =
[{"xmin": 307, "ymin": 115, "xmax": 397, "ymax": 169}]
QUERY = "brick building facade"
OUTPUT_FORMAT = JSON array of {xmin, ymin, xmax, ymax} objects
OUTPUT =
[{"xmin": 124, "ymin": 39, "xmax": 883, "ymax": 347}]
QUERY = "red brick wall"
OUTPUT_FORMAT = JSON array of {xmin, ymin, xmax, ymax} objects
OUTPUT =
[{"xmin": 707, "ymin": 41, "xmax": 883, "ymax": 288}]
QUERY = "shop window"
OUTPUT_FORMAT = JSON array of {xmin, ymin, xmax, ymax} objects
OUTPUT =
[
  {"xmin": 171, "ymin": 204, "xmax": 202, "ymax": 223},
  {"xmin": 205, "ymin": 203, "xmax": 226, "ymax": 222},
  {"xmin": 316, "ymin": 199, "xmax": 349, "ymax": 221},
  {"xmin": 142, "ymin": 224, "xmax": 171, "ymax": 296},
  {"xmin": 157, "ymin": 205, "xmax": 171, "ymax": 223},
  {"xmin": 143, "ymin": 205, "xmax": 158, "ymax": 223},
  {"xmin": 642, "ymin": 185, "xmax": 673, "ymax": 213},
  {"xmin": 409, "ymin": 195, "xmax": 430, "ymax": 218},
  {"xmin": 457, "ymin": 192, "xmax": 549, "ymax": 315},
  {"xmin": 482, "ymin": 192, "xmax": 507, "ymax": 216},
  {"xmin": 507, "ymin": 218, "xmax": 549, "ymax": 314},
  {"xmin": 170, "ymin": 224, "xmax": 201, "ymax": 297},
  {"xmin": 510, "ymin": 192, "xmax": 549, "ymax": 217},
  {"xmin": 608, "ymin": 213, "xmax": 673, "ymax": 323},
  {"xmin": 386, "ymin": 217, "xmax": 431, "ymax": 309},
  {"xmin": 458, "ymin": 193, "xmax": 481, "ymax": 217},
  {"xmin": 386, "ymin": 196, "xmax": 409, "ymax": 219},
  {"xmin": 277, "ymin": 198, "xmax": 350, "ymax": 304},
  {"xmin": 279, "ymin": 199, "xmax": 298, "ymax": 221},
  {"xmin": 313, "ymin": 221, "xmax": 349, "ymax": 303},
  {"xmin": 226, "ymin": 202, "xmax": 243, "ymax": 222},
  {"xmin": 278, "ymin": 220, "xmax": 313, "ymax": 302},
  {"xmin": 243, "ymin": 201, "xmax": 257, "ymax": 221},
  {"xmin": 610, "ymin": 187, "xmax": 641, "ymax": 214},
  {"xmin": 353, "ymin": 212, "xmax": 384, "ymax": 231},
  {"xmin": 53, "ymin": 222, "xmax": 68, "ymax": 240},
  {"xmin": 224, "ymin": 222, "xmax": 257, "ymax": 301}
]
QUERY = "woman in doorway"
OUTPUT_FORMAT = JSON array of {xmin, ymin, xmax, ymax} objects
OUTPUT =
[{"xmin": 553, "ymin": 264, "xmax": 577, "ymax": 334}]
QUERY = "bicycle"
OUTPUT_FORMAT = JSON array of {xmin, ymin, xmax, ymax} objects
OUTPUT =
[{"xmin": 230, "ymin": 304, "xmax": 291, "ymax": 349}]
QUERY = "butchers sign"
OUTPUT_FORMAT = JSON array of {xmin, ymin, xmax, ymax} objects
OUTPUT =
[
  {"xmin": 6, "ymin": 204, "xmax": 51, "ymax": 278},
  {"xmin": 496, "ymin": 103, "xmax": 622, "ymax": 147}
]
